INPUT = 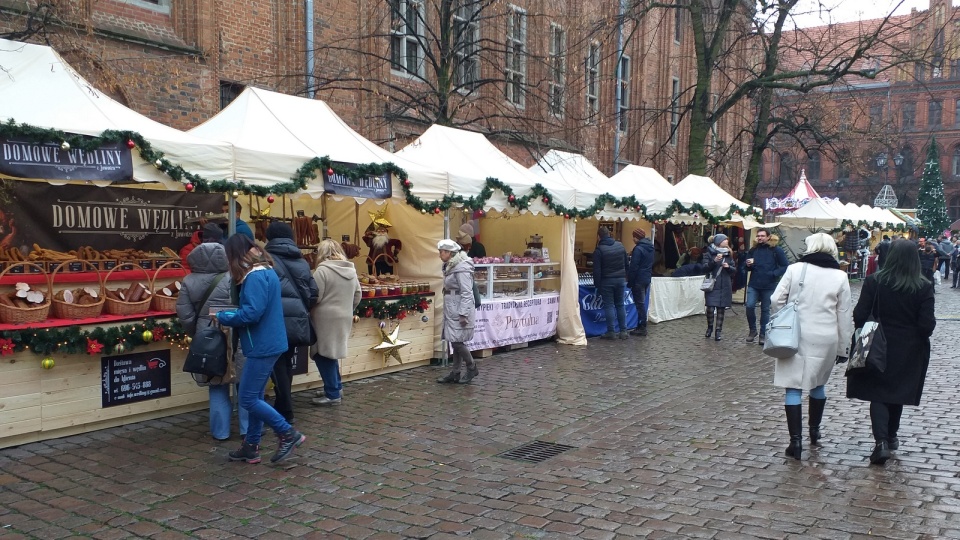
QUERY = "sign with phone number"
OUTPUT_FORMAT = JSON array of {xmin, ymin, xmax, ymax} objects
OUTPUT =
[{"xmin": 101, "ymin": 350, "xmax": 172, "ymax": 408}]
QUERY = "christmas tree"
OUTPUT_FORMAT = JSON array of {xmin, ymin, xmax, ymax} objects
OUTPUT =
[{"xmin": 916, "ymin": 138, "xmax": 951, "ymax": 237}]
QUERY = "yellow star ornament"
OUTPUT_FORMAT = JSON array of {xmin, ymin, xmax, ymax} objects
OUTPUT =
[{"xmin": 370, "ymin": 323, "xmax": 410, "ymax": 365}]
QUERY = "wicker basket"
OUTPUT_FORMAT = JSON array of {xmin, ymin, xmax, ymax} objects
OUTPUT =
[
  {"xmin": 51, "ymin": 260, "xmax": 105, "ymax": 319},
  {"xmin": 0, "ymin": 263, "xmax": 52, "ymax": 324},
  {"xmin": 151, "ymin": 259, "xmax": 185, "ymax": 312},
  {"xmin": 104, "ymin": 262, "xmax": 152, "ymax": 316}
]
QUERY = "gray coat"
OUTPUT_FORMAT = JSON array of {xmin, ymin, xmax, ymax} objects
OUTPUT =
[
  {"xmin": 309, "ymin": 260, "xmax": 362, "ymax": 360},
  {"xmin": 176, "ymin": 243, "xmax": 242, "ymax": 385},
  {"xmin": 442, "ymin": 253, "xmax": 476, "ymax": 343},
  {"xmin": 701, "ymin": 245, "xmax": 735, "ymax": 308}
]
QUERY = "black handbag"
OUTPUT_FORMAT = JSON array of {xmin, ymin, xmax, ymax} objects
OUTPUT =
[
  {"xmin": 183, "ymin": 274, "xmax": 229, "ymax": 380},
  {"xmin": 846, "ymin": 282, "xmax": 887, "ymax": 375}
]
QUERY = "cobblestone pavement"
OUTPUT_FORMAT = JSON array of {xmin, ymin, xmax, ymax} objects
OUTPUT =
[{"xmin": 3, "ymin": 281, "xmax": 960, "ymax": 539}]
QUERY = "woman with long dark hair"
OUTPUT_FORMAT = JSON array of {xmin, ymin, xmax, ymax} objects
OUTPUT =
[
  {"xmin": 216, "ymin": 234, "xmax": 305, "ymax": 464},
  {"xmin": 770, "ymin": 233, "xmax": 853, "ymax": 460},
  {"xmin": 847, "ymin": 239, "xmax": 935, "ymax": 465}
]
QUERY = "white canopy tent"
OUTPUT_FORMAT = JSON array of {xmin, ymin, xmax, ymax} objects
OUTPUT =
[
  {"xmin": 670, "ymin": 174, "xmax": 754, "ymax": 224},
  {"xmin": 0, "ymin": 38, "xmax": 233, "ymax": 187},
  {"xmin": 778, "ymin": 196, "xmax": 847, "ymax": 229},
  {"xmin": 607, "ymin": 164, "xmax": 676, "ymax": 218},
  {"xmin": 189, "ymin": 87, "xmax": 447, "ymax": 195}
]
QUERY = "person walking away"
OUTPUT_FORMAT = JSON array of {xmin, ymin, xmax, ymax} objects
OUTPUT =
[
  {"xmin": 952, "ymin": 237, "xmax": 960, "ymax": 288},
  {"xmin": 436, "ymin": 239, "xmax": 479, "ymax": 384},
  {"xmin": 874, "ymin": 234, "xmax": 892, "ymax": 270},
  {"xmin": 593, "ymin": 227, "xmax": 629, "ymax": 340},
  {"xmin": 939, "ymin": 235, "xmax": 954, "ymax": 280},
  {"xmin": 847, "ymin": 239, "xmax": 935, "ymax": 465},
  {"xmin": 919, "ymin": 243, "xmax": 938, "ymax": 288},
  {"xmin": 176, "ymin": 228, "xmax": 248, "ymax": 440},
  {"xmin": 701, "ymin": 234, "xmax": 735, "ymax": 341},
  {"xmin": 744, "ymin": 228, "xmax": 789, "ymax": 346},
  {"xmin": 769, "ymin": 233, "xmax": 852, "ymax": 460},
  {"xmin": 627, "ymin": 228, "xmax": 654, "ymax": 336},
  {"xmin": 216, "ymin": 235, "xmax": 305, "ymax": 464},
  {"xmin": 263, "ymin": 222, "xmax": 319, "ymax": 424},
  {"xmin": 310, "ymin": 240, "xmax": 362, "ymax": 405}
]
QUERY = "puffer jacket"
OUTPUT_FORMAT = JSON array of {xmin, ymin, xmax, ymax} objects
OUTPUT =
[
  {"xmin": 627, "ymin": 238, "xmax": 655, "ymax": 287},
  {"xmin": 701, "ymin": 244, "xmax": 735, "ymax": 308},
  {"xmin": 442, "ymin": 252, "xmax": 476, "ymax": 344},
  {"xmin": 593, "ymin": 236, "xmax": 628, "ymax": 283},
  {"xmin": 265, "ymin": 238, "xmax": 319, "ymax": 347}
]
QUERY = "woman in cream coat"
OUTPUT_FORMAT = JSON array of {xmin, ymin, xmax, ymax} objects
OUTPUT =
[
  {"xmin": 309, "ymin": 240, "xmax": 362, "ymax": 406},
  {"xmin": 770, "ymin": 232, "xmax": 853, "ymax": 460}
]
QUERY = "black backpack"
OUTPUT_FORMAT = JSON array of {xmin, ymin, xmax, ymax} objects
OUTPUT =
[{"xmin": 182, "ymin": 274, "xmax": 228, "ymax": 380}]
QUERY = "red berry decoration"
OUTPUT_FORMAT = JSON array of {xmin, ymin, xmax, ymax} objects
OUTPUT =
[
  {"xmin": 564, "ymin": 214, "xmax": 570, "ymax": 219},
  {"xmin": 327, "ymin": 168, "xmax": 334, "ymax": 176},
  {"xmin": 126, "ymin": 139, "xmax": 135, "ymax": 149},
  {"xmin": 267, "ymin": 195, "xmax": 275, "ymax": 203},
  {"xmin": 508, "ymin": 195, "xmax": 515, "ymax": 202},
  {"xmin": 542, "ymin": 197, "xmax": 549, "ymax": 204},
  {"xmin": 185, "ymin": 183, "xmax": 194, "ymax": 192}
]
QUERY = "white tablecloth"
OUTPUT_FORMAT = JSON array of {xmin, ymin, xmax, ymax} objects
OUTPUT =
[{"xmin": 648, "ymin": 276, "xmax": 705, "ymax": 324}]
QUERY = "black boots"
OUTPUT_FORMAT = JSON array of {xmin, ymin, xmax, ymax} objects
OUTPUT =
[
  {"xmin": 436, "ymin": 372, "xmax": 460, "ymax": 384},
  {"xmin": 714, "ymin": 309, "xmax": 725, "ymax": 341},
  {"xmin": 809, "ymin": 397, "xmax": 826, "ymax": 447},
  {"xmin": 784, "ymin": 404, "xmax": 803, "ymax": 460},
  {"xmin": 870, "ymin": 440, "xmax": 891, "ymax": 465},
  {"xmin": 705, "ymin": 308, "xmax": 715, "ymax": 338}
]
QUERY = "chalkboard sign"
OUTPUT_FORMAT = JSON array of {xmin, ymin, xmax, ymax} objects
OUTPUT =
[
  {"xmin": 291, "ymin": 345, "xmax": 309, "ymax": 376},
  {"xmin": 101, "ymin": 350, "xmax": 172, "ymax": 408}
]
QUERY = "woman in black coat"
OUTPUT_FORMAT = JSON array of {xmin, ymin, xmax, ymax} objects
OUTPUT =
[
  {"xmin": 701, "ymin": 234, "xmax": 735, "ymax": 341},
  {"xmin": 847, "ymin": 239, "xmax": 935, "ymax": 465}
]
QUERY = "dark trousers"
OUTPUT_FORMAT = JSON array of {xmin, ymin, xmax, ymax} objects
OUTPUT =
[
  {"xmin": 598, "ymin": 279, "xmax": 627, "ymax": 333},
  {"xmin": 312, "ymin": 353, "xmax": 343, "ymax": 399},
  {"xmin": 869, "ymin": 402, "xmax": 903, "ymax": 442},
  {"xmin": 953, "ymin": 267, "xmax": 960, "ymax": 288},
  {"xmin": 270, "ymin": 347, "xmax": 295, "ymax": 423},
  {"xmin": 631, "ymin": 283, "xmax": 649, "ymax": 328}
]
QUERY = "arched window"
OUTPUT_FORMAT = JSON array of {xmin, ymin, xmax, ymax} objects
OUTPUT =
[
  {"xmin": 779, "ymin": 153, "xmax": 795, "ymax": 184},
  {"xmin": 898, "ymin": 146, "xmax": 916, "ymax": 180},
  {"xmin": 950, "ymin": 195, "xmax": 960, "ymax": 221},
  {"xmin": 952, "ymin": 147, "xmax": 960, "ymax": 177},
  {"xmin": 806, "ymin": 151, "xmax": 821, "ymax": 181}
]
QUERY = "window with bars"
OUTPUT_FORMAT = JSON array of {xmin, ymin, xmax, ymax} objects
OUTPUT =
[
  {"xmin": 548, "ymin": 24, "xmax": 566, "ymax": 117},
  {"xmin": 951, "ymin": 147, "xmax": 960, "ymax": 177},
  {"xmin": 669, "ymin": 78, "xmax": 680, "ymax": 145},
  {"xmin": 617, "ymin": 56, "xmax": 631, "ymax": 132},
  {"xmin": 585, "ymin": 42, "xmax": 600, "ymax": 119},
  {"xmin": 839, "ymin": 108, "xmax": 851, "ymax": 131},
  {"xmin": 390, "ymin": 0, "xmax": 424, "ymax": 77},
  {"xmin": 219, "ymin": 81, "xmax": 245, "ymax": 110},
  {"xmin": 505, "ymin": 6, "xmax": 526, "ymax": 106},
  {"xmin": 929, "ymin": 100, "xmax": 943, "ymax": 128},
  {"xmin": 902, "ymin": 102, "xmax": 916, "ymax": 130},
  {"xmin": 453, "ymin": 0, "xmax": 479, "ymax": 89}
]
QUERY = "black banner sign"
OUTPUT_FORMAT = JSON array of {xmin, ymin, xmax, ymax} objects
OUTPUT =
[
  {"xmin": 101, "ymin": 349, "xmax": 172, "ymax": 408},
  {"xmin": 0, "ymin": 137, "xmax": 134, "ymax": 182},
  {"xmin": 3, "ymin": 183, "xmax": 222, "ymax": 252},
  {"xmin": 322, "ymin": 161, "xmax": 392, "ymax": 199}
]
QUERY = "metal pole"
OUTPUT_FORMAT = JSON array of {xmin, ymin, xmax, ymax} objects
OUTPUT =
[
  {"xmin": 228, "ymin": 192, "xmax": 237, "ymax": 237},
  {"xmin": 306, "ymin": 0, "xmax": 315, "ymax": 98},
  {"xmin": 612, "ymin": 0, "xmax": 626, "ymax": 174}
]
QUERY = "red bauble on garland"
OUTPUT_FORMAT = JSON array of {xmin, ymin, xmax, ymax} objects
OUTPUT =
[
  {"xmin": 185, "ymin": 183, "xmax": 194, "ymax": 192},
  {"xmin": 126, "ymin": 139, "xmax": 136, "ymax": 149},
  {"xmin": 327, "ymin": 168, "xmax": 334, "ymax": 176},
  {"xmin": 267, "ymin": 195, "xmax": 275, "ymax": 203}
]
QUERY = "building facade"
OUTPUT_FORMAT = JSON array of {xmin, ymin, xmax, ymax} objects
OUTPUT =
[
  {"xmin": 0, "ymin": 0, "xmax": 751, "ymax": 195},
  {"xmin": 758, "ymin": 0, "xmax": 960, "ymax": 219}
]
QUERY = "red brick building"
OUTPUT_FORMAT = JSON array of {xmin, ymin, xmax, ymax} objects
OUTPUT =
[
  {"xmin": 0, "ymin": 0, "xmax": 751, "ymax": 195},
  {"xmin": 757, "ymin": 0, "xmax": 960, "ymax": 218}
]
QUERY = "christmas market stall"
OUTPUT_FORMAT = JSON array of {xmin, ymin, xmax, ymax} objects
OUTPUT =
[
  {"xmin": 397, "ymin": 125, "xmax": 584, "ymax": 350},
  {"xmin": 189, "ymin": 87, "xmax": 447, "ymax": 384},
  {"xmin": 0, "ymin": 39, "xmax": 237, "ymax": 449}
]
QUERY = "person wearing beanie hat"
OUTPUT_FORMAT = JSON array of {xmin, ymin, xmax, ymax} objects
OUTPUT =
[
  {"xmin": 627, "ymin": 228, "xmax": 654, "ymax": 336},
  {"xmin": 743, "ymin": 228, "xmax": 788, "ymax": 345},
  {"xmin": 436, "ymin": 238, "xmax": 479, "ymax": 384},
  {"xmin": 593, "ymin": 227, "xmax": 629, "ymax": 340},
  {"xmin": 701, "ymin": 233, "xmax": 735, "ymax": 341},
  {"xmin": 202, "ymin": 222, "xmax": 224, "ymax": 244},
  {"xmin": 456, "ymin": 223, "xmax": 486, "ymax": 258},
  {"xmin": 263, "ymin": 220, "xmax": 320, "ymax": 422}
]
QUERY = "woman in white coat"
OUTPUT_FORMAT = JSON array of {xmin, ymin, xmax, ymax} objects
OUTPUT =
[
  {"xmin": 436, "ymin": 238, "xmax": 478, "ymax": 384},
  {"xmin": 770, "ymin": 232, "xmax": 853, "ymax": 460}
]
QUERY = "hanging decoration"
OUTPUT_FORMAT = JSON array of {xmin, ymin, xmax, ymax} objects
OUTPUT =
[
  {"xmin": 354, "ymin": 295, "xmax": 432, "ymax": 320},
  {"xmin": 0, "ymin": 318, "xmax": 186, "ymax": 356},
  {"xmin": 41, "ymin": 356, "xmax": 55, "ymax": 369},
  {"xmin": 369, "ymin": 323, "xmax": 410, "ymax": 365}
]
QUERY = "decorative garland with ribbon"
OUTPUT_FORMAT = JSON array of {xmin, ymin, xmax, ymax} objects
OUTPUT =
[
  {"xmin": 0, "ymin": 317, "xmax": 186, "ymax": 356},
  {"xmin": 355, "ymin": 294, "xmax": 432, "ymax": 320},
  {"xmin": 1, "ymin": 120, "xmax": 761, "ymax": 223}
]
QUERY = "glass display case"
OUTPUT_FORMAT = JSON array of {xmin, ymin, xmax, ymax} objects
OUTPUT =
[{"xmin": 474, "ymin": 262, "xmax": 560, "ymax": 300}]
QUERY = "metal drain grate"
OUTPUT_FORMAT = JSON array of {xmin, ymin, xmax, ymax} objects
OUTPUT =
[{"xmin": 497, "ymin": 441, "xmax": 576, "ymax": 463}]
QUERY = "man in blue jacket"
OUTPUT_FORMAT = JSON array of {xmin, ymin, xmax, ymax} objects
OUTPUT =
[
  {"xmin": 744, "ymin": 229, "xmax": 788, "ymax": 345},
  {"xmin": 593, "ymin": 227, "xmax": 629, "ymax": 340},
  {"xmin": 627, "ymin": 228, "xmax": 655, "ymax": 336}
]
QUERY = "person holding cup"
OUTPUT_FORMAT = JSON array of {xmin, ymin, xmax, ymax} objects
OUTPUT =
[{"xmin": 743, "ymin": 228, "xmax": 789, "ymax": 346}]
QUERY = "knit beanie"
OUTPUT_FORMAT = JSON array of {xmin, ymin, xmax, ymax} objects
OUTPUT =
[
  {"xmin": 265, "ymin": 221, "xmax": 295, "ymax": 241},
  {"xmin": 201, "ymin": 222, "xmax": 224, "ymax": 244},
  {"xmin": 633, "ymin": 228, "xmax": 646, "ymax": 240},
  {"xmin": 713, "ymin": 233, "xmax": 728, "ymax": 246}
]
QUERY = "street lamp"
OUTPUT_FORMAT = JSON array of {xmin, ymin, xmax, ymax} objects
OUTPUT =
[{"xmin": 874, "ymin": 152, "xmax": 904, "ymax": 208}]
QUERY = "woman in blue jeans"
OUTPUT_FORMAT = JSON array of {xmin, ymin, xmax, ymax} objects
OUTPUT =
[{"xmin": 217, "ymin": 234, "xmax": 305, "ymax": 464}]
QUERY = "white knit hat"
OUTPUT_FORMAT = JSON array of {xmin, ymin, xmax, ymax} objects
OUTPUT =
[{"xmin": 437, "ymin": 239, "xmax": 461, "ymax": 252}]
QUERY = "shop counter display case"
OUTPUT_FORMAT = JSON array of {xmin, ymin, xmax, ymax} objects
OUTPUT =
[{"xmin": 473, "ymin": 262, "xmax": 560, "ymax": 301}]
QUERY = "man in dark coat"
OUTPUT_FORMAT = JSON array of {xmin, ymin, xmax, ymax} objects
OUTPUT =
[
  {"xmin": 593, "ymin": 227, "xmax": 629, "ymax": 340},
  {"xmin": 264, "ymin": 221, "xmax": 320, "ymax": 423},
  {"xmin": 874, "ymin": 235, "xmax": 892, "ymax": 269},
  {"xmin": 627, "ymin": 228, "xmax": 654, "ymax": 336},
  {"xmin": 744, "ymin": 228, "xmax": 789, "ymax": 345}
]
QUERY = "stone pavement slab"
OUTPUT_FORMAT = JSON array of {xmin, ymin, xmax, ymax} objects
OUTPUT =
[{"xmin": 2, "ymin": 281, "xmax": 960, "ymax": 538}]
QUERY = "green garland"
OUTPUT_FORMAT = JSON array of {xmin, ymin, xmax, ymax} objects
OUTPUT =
[
  {"xmin": 0, "ymin": 317, "xmax": 186, "ymax": 356},
  {"xmin": 355, "ymin": 294, "xmax": 432, "ymax": 320},
  {"xmin": 1, "ymin": 120, "xmax": 762, "ymax": 223}
]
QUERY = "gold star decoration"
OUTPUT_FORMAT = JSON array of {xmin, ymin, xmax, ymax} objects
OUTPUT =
[
  {"xmin": 370, "ymin": 323, "xmax": 410, "ymax": 365},
  {"xmin": 368, "ymin": 208, "xmax": 392, "ymax": 229}
]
